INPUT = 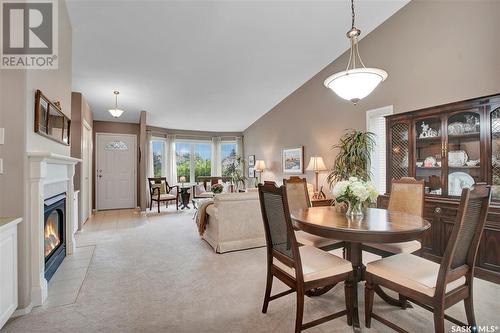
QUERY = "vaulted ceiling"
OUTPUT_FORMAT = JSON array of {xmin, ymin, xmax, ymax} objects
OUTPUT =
[{"xmin": 67, "ymin": 0, "xmax": 408, "ymax": 131}]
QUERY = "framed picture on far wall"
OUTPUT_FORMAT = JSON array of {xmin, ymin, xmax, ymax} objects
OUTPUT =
[
  {"xmin": 282, "ymin": 146, "xmax": 304, "ymax": 174},
  {"xmin": 248, "ymin": 155, "xmax": 255, "ymax": 166},
  {"xmin": 248, "ymin": 167, "xmax": 255, "ymax": 178}
]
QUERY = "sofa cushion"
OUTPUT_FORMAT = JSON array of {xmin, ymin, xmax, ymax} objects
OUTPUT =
[
  {"xmin": 366, "ymin": 253, "xmax": 465, "ymax": 297},
  {"xmin": 274, "ymin": 245, "xmax": 352, "ymax": 282}
]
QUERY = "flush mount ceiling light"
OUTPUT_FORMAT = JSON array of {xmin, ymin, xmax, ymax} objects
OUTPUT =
[
  {"xmin": 108, "ymin": 90, "xmax": 124, "ymax": 118},
  {"xmin": 324, "ymin": 0, "xmax": 388, "ymax": 104}
]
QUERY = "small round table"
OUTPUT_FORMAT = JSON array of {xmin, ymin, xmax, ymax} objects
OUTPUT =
[
  {"xmin": 291, "ymin": 207, "xmax": 430, "ymax": 330},
  {"xmin": 178, "ymin": 187, "xmax": 191, "ymax": 209}
]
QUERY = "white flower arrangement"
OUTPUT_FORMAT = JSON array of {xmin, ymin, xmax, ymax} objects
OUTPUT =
[{"xmin": 332, "ymin": 177, "xmax": 378, "ymax": 215}]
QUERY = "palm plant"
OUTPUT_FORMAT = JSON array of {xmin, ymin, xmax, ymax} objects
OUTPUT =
[{"xmin": 327, "ymin": 129, "xmax": 375, "ymax": 185}]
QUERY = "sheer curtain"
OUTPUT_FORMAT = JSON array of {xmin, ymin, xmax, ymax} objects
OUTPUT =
[
  {"xmin": 236, "ymin": 136, "xmax": 243, "ymax": 175},
  {"xmin": 145, "ymin": 132, "xmax": 153, "ymax": 207},
  {"xmin": 165, "ymin": 134, "xmax": 177, "ymax": 185},
  {"xmin": 211, "ymin": 137, "xmax": 221, "ymax": 176}
]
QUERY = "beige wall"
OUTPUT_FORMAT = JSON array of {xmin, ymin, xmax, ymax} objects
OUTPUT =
[
  {"xmin": 93, "ymin": 121, "xmax": 141, "ymax": 208},
  {"xmin": 243, "ymin": 0, "xmax": 500, "ymax": 187}
]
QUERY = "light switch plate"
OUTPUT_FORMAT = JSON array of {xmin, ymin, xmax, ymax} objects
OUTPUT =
[{"xmin": 0, "ymin": 128, "xmax": 4, "ymax": 144}]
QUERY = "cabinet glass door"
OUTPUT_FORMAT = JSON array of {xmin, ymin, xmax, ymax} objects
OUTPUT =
[
  {"xmin": 390, "ymin": 122, "xmax": 409, "ymax": 181},
  {"xmin": 447, "ymin": 111, "xmax": 482, "ymax": 197},
  {"xmin": 415, "ymin": 117, "xmax": 443, "ymax": 195},
  {"xmin": 491, "ymin": 107, "xmax": 500, "ymax": 200}
]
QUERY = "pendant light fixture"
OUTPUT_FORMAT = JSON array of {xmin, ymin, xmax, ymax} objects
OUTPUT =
[
  {"xmin": 108, "ymin": 91, "xmax": 124, "ymax": 118},
  {"xmin": 324, "ymin": 0, "xmax": 387, "ymax": 104}
]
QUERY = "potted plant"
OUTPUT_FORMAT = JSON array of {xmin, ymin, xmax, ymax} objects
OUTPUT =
[
  {"xmin": 332, "ymin": 177, "xmax": 377, "ymax": 217},
  {"xmin": 327, "ymin": 129, "xmax": 375, "ymax": 184},
  {"xmin": 327, "ymin": 129, "xmax": 376, "ymax": 213}
]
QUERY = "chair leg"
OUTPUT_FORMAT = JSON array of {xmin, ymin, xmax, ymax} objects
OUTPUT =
[
  {"xmin": 295, "ymin": 288, "xmax": 305, "ymax": 333},
  {"xmin": 176, "ymin": 197, "xmax": 179, "ymax": 210},
  {"xmin": 365, "ymin": 280, "xmax": 374, "ymax": 328},
  {"xmin": 262, "ymin": 269, "xmax": 273, "ymax": 314},
  {"xmin": 399, "ymin": 294, "xmax": 408, "ymax": 309},
  {"xmin": 433, "ymin": 306, "xmax": 445, "ymax": 333},
  {"xmin": 464, "ymin": 296, "xmax": 476, "ymax": 327},
  {"xmin": 157, "ymin": 201, "xmax": 160, "ymax": 213},
  {"xmin": 344, "ymin": 280, "xmax": 353, "ymax": 326}
]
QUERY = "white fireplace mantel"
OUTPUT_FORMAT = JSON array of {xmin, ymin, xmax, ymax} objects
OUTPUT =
[{"xmin": 27, "ymin": 152, "xmax": 81, "ymax": 306}]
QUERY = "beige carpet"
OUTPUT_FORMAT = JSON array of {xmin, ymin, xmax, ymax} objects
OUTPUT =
[{"xmin": 4, "ymin": 208, "xmax": 500, "ymax": 333}]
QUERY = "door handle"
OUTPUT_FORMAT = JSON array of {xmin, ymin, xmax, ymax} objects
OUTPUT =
[{"xmin": 98, "ymin": 175, "xmax": 102, "ymax": 178}]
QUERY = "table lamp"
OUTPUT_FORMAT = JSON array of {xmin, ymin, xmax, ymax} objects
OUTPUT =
[
  {"xmin": 306, "ymin": 156, "xmax": 328, "ymax": 199},
  {"xmin": 179, "ymin": 176, "xmax": 186, "ymax": 188},
  {"xmin": 254, "ymin": 160, "xmax": 266, "ymax": 184}
]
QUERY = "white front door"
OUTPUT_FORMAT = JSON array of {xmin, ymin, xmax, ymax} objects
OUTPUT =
[{"xmin": 96, "ymin": 133, "xmax": 136, "ymax": 210}]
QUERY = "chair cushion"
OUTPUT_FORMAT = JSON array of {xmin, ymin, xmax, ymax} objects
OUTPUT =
[
  {"xmin": 274, "ymin": 245, "xmax": 352, "ymax": 282},
  {"xmin": 365, "ymin": 240, "xmax": 421, "ymax": 254},
  {"xmin": 295, "ymin": 231, "xmax": 342, "ymax": 248},
  {"xmin": 159, "ymin": 194, "xmax": 177, "ymax": 200},
  {"xmin": 366, "ymin": 253, "xmax": 466, "ymax": 297}
]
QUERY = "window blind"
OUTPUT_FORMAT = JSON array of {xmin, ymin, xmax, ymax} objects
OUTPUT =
[{"xmin": 366, "ymin": 106, "xmax": 393, "ymax": 194}]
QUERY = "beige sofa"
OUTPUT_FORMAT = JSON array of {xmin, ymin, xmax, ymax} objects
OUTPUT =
[{"xmin": 204, "ymin": 192, "xmax": 265, "ymax": 253}]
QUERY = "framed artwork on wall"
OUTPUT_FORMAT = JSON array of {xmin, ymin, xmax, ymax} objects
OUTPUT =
[
  {"xmin": 35, "ymin": 90, "xmax": 71, "ymax": 146},
  {"xmin": 282, "ymin": 146, "xmax": 304, "ymax": 174},
  {"xmin": 248, "ymin": 155, "xmax": 255, "ymax": 166},
  {"xmin": 248, "ymin": 167, "xmax": 255, "ymax": 178}
]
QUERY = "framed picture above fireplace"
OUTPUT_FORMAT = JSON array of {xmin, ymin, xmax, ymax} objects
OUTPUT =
[{"xmin": 35, "ymin": 90, "xmax": 71, "ymax": 146}]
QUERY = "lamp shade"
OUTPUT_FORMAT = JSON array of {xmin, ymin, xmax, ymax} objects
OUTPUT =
[
  {"xmin": 179, "ymin": 176, "xmax": 186, "ymax": 183},
  {"xmin": 254, "ymin": 160, "xmax": 266, "ymax": 172},
  {"xmin": 306, "ymin": 156, "xmax": 327, "ymax": 172}
]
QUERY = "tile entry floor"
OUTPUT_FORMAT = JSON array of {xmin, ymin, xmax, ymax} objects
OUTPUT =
[{"xmin": 4, "ymin": 207, "xmax": 500, "ymax": 332}]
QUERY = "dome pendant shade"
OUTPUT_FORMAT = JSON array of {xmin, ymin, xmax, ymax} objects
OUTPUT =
[
  {"xmin": 108, "ymin": 108, "xmax": 124, "ymax": 118},
  {"xmin": 324, "ymin": 68, "xmax": 388, "ymax": 104}
]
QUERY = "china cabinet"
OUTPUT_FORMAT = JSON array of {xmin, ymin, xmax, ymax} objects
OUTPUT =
[{"xmin": 380, "ymin": 93, "xmax": 500, "ymax": 283}]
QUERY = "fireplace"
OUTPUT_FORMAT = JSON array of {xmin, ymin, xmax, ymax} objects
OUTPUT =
[{"xmin": 44, "ymin": 194, "xmax": 66, "ymax": 281}]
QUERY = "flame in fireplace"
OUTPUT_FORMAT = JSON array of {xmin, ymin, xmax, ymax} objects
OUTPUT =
[{"xmin": 45, "ymin": 219, "xmax": 61, "ymax": 257}]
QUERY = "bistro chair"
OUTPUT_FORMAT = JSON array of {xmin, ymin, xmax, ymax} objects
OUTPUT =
[
  {"xmin": 284, "ymin": 177, "xmax": 345, "ymax": 252},
  {"xmin": 258, "ymin": 181, "xmax": 354, "ymax": 333},
  {"xmin": 148, "ymin": 177, "xmax": 179, "ymax": 213},
  {"xmin": 363, "ymin": 177, "xmax": 425, "ymax": 256},
  {"xmin": 365, "ymin": 184, "xmax": 491, "ymax": 333}
]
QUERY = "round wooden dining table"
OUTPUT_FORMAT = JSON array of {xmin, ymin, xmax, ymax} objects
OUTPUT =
[{"xmin": 291, "ymin": 206, "xmax": 430, "ymax": 331}]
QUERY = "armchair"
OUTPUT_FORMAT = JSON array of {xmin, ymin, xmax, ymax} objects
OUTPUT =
[{"xmin": 148, "ymin": 177, "xmax": 179, "ymax": 213}]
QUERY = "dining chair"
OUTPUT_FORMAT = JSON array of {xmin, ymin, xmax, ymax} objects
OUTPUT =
[
  {"xmin": 258, "ymin": 181, "xmax": 354, "ymax": 333},
  {"xmin": 283, "ymin": 177, "xmax": 345, "ymax": 252},
  {"xmin": 148, "ymin": 177, "xmax": 179, "ymax": 213},
  {"xmin": 363, "ymin": 177, "xmax": 425, "ymax": 256},
  {"xmin": 364, "ymin": 184, "xmax": 491, "ymax": 333}
]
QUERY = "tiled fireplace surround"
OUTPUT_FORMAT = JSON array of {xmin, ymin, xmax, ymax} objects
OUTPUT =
[{"xmin": 27, "ymin": 152, "xmax": 80, "ymax": 307}]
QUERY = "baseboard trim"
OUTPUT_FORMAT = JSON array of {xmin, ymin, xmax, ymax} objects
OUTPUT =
[{"xmin": 12, "ymin": 303, "xmax": 34, "ymax": 317}]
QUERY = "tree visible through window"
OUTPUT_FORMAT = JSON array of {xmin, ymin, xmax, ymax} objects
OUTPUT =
[
  {"xmin": 221, "ymin": 142, "xmax": 237, "ymax": 177},
  {"xmin": 152, "ymin": 139, "xmax": 165, "ymax": 177},
  {"xmin": 175, "ymin": 141, "xmax": 211, "ymax": 182}
]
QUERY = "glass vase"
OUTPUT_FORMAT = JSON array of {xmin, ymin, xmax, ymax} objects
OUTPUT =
[{"xmin": 346, "ymin": 200, "xmax": 363, "ymax": 217}]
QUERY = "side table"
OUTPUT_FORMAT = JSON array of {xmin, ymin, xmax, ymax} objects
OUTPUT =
[{"xmin": 179, "ymin": 187, "xmax": 191, "ymax": 209}]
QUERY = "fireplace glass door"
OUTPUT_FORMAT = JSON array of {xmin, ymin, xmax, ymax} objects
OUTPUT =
[{"xmin": 45, "ymin": 210, "xmax": 63, "ymax": 259}]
